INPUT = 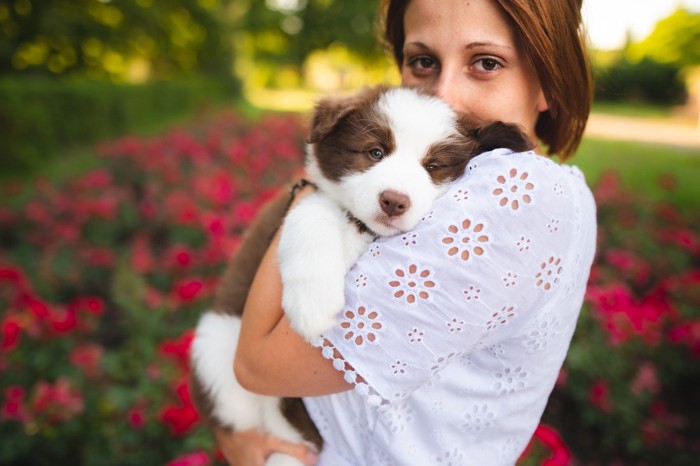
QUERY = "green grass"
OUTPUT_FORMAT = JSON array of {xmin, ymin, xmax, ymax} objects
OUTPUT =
[
  {"xmin": 572, "ymin": 137, "xmax": 700, "ymax": 211},
  {"xmin": 590, "ymin": 101, "xmax": 676, "ymax": 119}
]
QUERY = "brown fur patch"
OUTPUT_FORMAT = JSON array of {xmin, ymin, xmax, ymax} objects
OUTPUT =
[
  {"xmin": 422, "ymin": 134, "xmax": 479, "ymax": 184},
  {"xmin": 309, "ymin": 87, "xmax": 396, "ymax": 182}
]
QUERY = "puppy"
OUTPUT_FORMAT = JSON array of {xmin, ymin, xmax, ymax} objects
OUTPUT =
[{"xmin": 190, "ymin": 86, "xmax": 532, "ymax": 465}]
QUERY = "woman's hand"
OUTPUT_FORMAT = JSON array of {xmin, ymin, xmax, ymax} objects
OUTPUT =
[{"xmin": 214, "ymin": 427, "xmax": 318, "ymax": 466}]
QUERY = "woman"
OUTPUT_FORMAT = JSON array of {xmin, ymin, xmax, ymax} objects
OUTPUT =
[{"xmin": 219, "ymin": 0, "xmax": 595, "ymax": 464}]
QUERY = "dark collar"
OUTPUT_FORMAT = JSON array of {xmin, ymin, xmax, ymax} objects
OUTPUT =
[{"xmin": 346, "ymin": 212, "xmax": 378, "ymax": 239}]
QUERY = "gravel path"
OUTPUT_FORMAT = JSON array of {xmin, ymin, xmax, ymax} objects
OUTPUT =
[{"xmin": 585, "ymin": 113, "xmax": 700, "ymax": 149}]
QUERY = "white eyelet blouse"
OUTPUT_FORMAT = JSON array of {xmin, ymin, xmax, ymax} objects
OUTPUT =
[{"xmin": 304, "ymin": 148, "xmax": 597, "ymax": 466}]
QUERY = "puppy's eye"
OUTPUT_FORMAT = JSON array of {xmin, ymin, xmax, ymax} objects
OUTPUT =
[
  {"xmin": 369, "ymin": 148, "xmax": 384, "ymax": 160},
  {"xmin": 426, "ymin": 164, "xmax": 440, "ymax": 172}
]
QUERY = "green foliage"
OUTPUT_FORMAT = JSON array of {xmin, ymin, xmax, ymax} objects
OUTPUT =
[
  {"xmin": 0, "ymin": 0, "xmax": 234, "ymax": 80},
  {"xmin": 594, "ymin": 56, "xmax": 687, "ymax": 105},
  {"xmin": 236, "ymin": 0, "xmax": 387, "ymax": 68},
  {"xmin": 0, "ymin": 76, "xmax": 237, "ymax": 177},
  {"xmin": 627, "ymin": 8, "xmax": 700, "ymax": 68}
]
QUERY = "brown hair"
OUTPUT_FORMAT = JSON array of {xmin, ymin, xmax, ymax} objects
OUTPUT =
[{"xmin": 379, "ymin": 0, "xmax": 592, "ymax": 160}]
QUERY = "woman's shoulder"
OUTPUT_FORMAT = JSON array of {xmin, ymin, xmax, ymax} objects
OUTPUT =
[{"xmin": 440, "ymin": 148, "xmax": 595, "ymax": 219}]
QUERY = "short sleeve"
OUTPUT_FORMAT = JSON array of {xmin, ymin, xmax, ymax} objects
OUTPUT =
[{"xmin": 314, "ymin": 149, "xmax": 596, "ymax": 409}]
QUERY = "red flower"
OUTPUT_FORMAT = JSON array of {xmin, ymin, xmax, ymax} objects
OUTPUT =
[
  {"xmin": 588, "ymin": 380, "xmax": 613, "ymax": 413},
  {"xmin": 131, "ymin": 235, "xmax": 154, "ymax": 273},
  {"xmin": 166, "ymin": 450, "xmax": 210, "ymax": 466},
  {"xmin": 160, "ymin": 330, "xmax": 194, "ymax": 371},
  {"xmin": 50, "ymin": 306, "xmax": 78, "ymax": 334},
  {"xmin": 174, "ymin": 279, "xmax": 204, "ymax": 302},
  {"xmin": 1, "ymin": 318, "xmax": 21, "ymax": 350},
  {"xmin": 127, "ymin": 405, "xmax": 147, "ymax": 429},
  {"xmin": 533, "ymin": 424, "xmax": 572, "ymax": 466},
  {"xmin": 74, "ymin": 296, "xmax": 105, "ymax": 315},
  {"xmin": 1, "ymin": 386, "xmax": 29, "ymax": 422},
  {"xmin": 668, "ymin": 320, "xmax": 700, "ymax": 356},
  {"xmin": 0, "ymin": 266, "xmax": 25, "ymax": 288},
  {"xmin": 24, "ymin": 295, "xmax": 51, "ymax": 320},
  {"xmin": 167, "ymin": 245, "xmax": 194, "ymax": 269},
  {"xmin": 160, "ymin": 381, "xmax": 199, "ymax": 435},
  {"xmin": 586, "ymin": 283, "xmax": 673, "ymax": 346}
]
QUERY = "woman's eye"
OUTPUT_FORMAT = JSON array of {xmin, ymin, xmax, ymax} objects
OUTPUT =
[
  {"xmin": 473, "ymin": 57, "xmax": 503, "ymax": 72},
  {"xmin": 369, "ymin": 148, "xmax": 384, "ymax": 160},
  {"xmin": 406, "ymin": 55, "xmax": 438, "ymax": 75}
]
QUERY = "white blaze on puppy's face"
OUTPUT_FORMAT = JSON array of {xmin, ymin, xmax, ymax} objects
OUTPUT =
[{"xmin": 331, "ymin": 88, "xmax": 474, "ymax": 236}]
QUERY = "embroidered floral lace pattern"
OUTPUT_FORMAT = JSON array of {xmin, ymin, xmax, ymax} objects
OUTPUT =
[{"xmin": 307, "ymin": 149, "xmax": 597, "ymax": 466}]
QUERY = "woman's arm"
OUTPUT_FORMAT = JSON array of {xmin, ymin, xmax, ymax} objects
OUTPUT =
[{"xmin": 234, "ymin": 186, "xmax": 352, "ymax": 397}]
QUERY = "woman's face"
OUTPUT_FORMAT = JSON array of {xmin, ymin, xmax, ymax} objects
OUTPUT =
[{"xmin": 401, "ymin": 0, "xmax": 548, "ymax": 143}]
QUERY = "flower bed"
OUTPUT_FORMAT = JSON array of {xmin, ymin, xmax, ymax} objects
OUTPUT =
[{"xmin": 1, "ymin": 110, "xmax": 698, "ymax": 465}]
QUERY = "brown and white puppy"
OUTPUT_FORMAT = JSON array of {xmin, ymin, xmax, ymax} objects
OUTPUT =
[{"xmin": 190, "ymin": 86, "xmax": 532, "ymax": 466}]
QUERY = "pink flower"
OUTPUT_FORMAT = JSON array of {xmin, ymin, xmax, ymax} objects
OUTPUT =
[
  {"xmin": 166, "ymin": 451, "xmax": 210, "ymax": 466},
  {"xmin": 80, "ymin": 247, "xmax": 117, "ymax": 267},
  {"xmin": 131, "ymin": 235, "xmax": 154, "ymax": 273},
  {"xmin": 630, "ymin": 362, "xmax": 660, "ymax": 396},
  {"xmin": 32, "ymin": 378, "xmax": 84, "ymax": 424},
  {"xmin": 233, "ymin": 201, "xmax": 258, "ymax": 225},
  {"xmin": 69, "ymin": 343, "xmax": 104, "ymax": 377}
]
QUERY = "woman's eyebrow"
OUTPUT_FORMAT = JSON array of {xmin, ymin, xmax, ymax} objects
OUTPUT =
[
  {"xmin": 404, "ymin": 40, "xmax": 514, "ymax": 51},
  {"xmin": 404, "ymin": 41, "xmax": 431, "ymax": 50},
  {"xmin": 465, "ymin": 41, "xmax": 514, "ymax": 50}
]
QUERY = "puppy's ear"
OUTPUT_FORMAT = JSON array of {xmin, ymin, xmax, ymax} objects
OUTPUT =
[
  {"xmin": 307, "ymin": 85, "xmax": 389, "ymax": 144},
  {"xmin": 459, "ymin": 117, "xmax": 534, "ymax": 155}
]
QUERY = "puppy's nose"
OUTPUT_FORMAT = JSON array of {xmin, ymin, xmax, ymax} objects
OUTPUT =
[{"xmin": 379, "ymin": 190, "xmax": 411, "ymax": 217}]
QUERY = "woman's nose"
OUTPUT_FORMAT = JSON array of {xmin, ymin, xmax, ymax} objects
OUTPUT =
[{"xmin": 433, "ymin": 69, "xmax": 463, "ymax": 112}]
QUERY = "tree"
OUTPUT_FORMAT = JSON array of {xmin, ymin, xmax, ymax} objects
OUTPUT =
[
  {"xmin": 627, "ymin": 8, "xmax": 700, "ymax": 69},
  {"xmin": 235, "ymin": 0, "xmax": 387, "ymax": 68},
  {"xmin": 0, "ymin": 0, "xmax": 234, "ymax": 80}
]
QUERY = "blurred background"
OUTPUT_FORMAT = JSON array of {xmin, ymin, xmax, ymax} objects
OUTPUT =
[{"xmin": 0, "ymin": 1, "xmax": 698, "ymax": 465}]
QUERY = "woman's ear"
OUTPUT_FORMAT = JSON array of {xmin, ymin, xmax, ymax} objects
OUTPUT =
[{"xmin": 536, "ymin": 89, "xmax": 549, "ymax": 113}]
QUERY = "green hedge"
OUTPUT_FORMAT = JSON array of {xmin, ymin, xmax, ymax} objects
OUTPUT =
[
  {"xmin": 0, "ymin": 77, "xmax": 238, "ymax": 176},
  {"xmin": 594, "ymin": 57, "xmax": 687, "ymax": 105}
]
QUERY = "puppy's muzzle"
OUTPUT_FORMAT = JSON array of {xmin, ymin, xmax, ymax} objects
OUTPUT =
[{"xmin": 380, "ymin": 190, "xmax": 411, "ymax": 217}]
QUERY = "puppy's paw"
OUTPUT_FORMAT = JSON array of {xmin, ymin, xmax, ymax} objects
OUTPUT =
[{"xmin": 283, "ymin": 281, "xmax": 344, "ymax": 343}]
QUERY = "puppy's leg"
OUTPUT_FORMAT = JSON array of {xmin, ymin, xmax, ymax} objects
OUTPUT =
[{"xmin": 278, "ymin": 193, "xmax": 372, "ymax": 342}]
